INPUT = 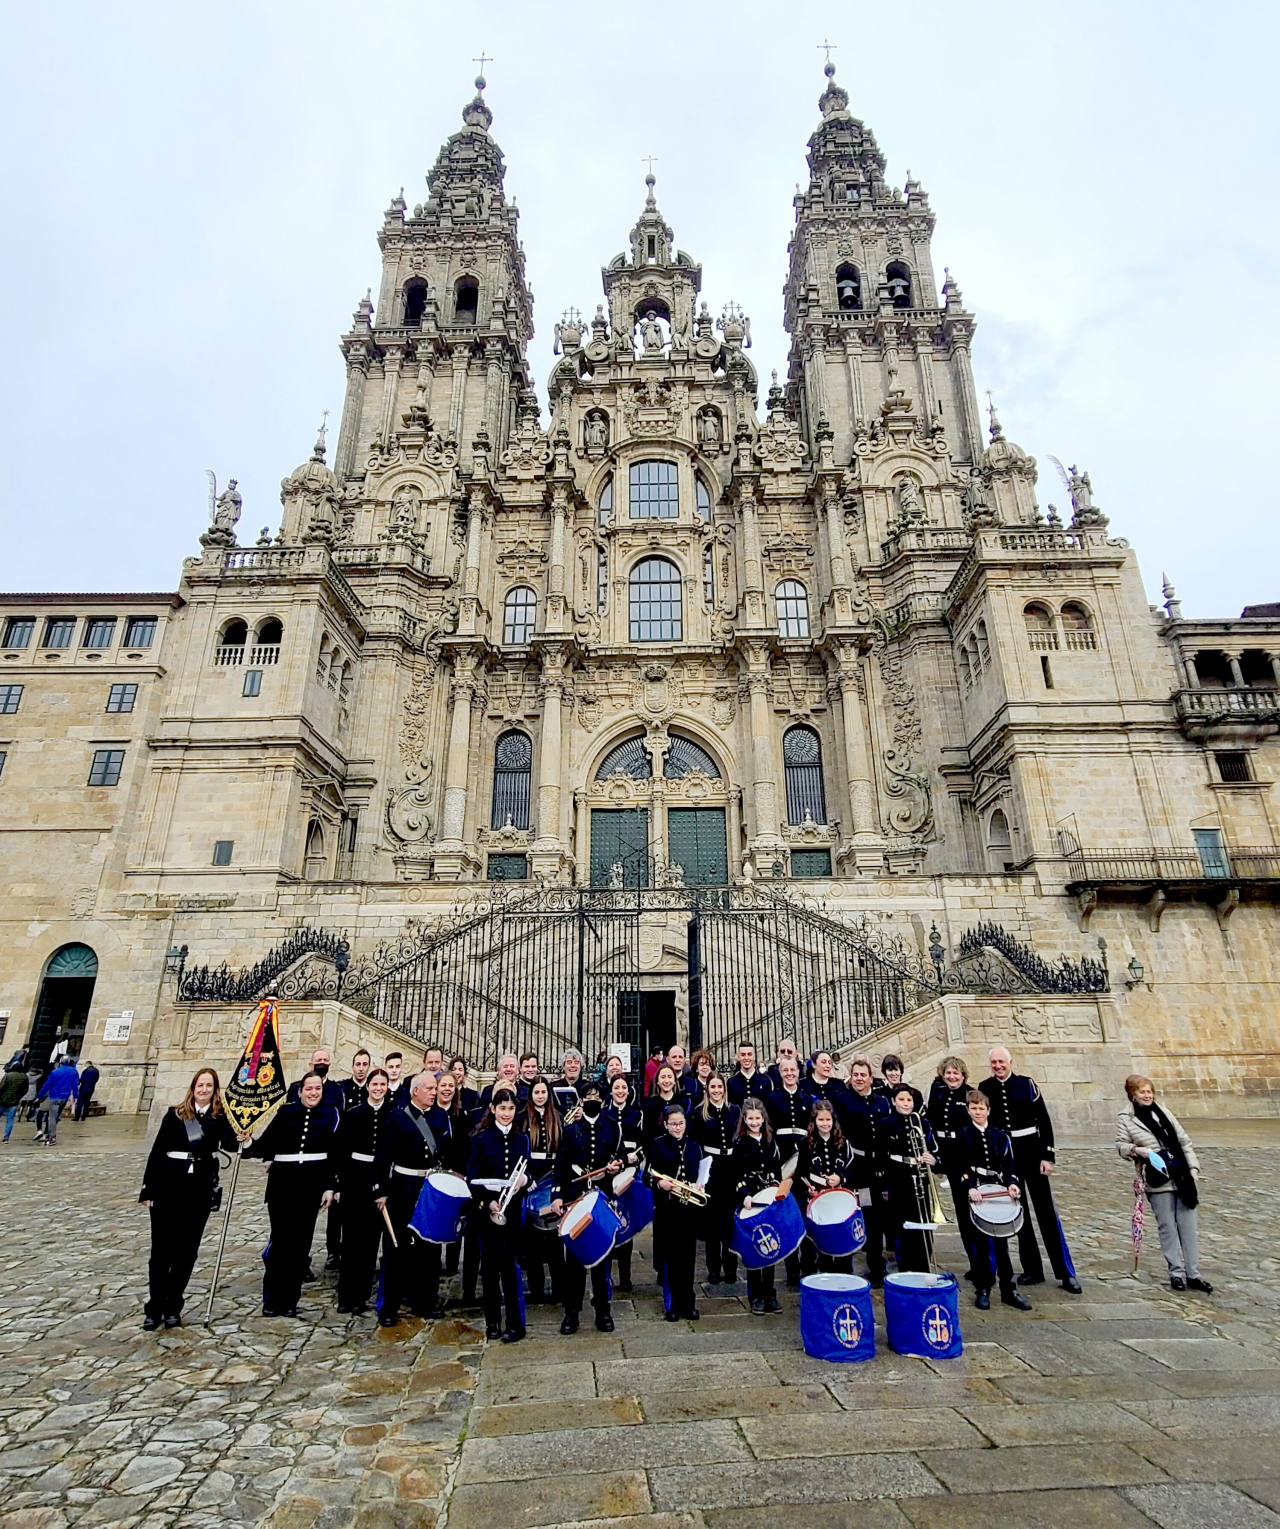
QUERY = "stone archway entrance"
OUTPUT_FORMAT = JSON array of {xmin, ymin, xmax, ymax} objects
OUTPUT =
[{"xmin": 29, "ymin": 943, "xmax": 98, "ymax": 1069}]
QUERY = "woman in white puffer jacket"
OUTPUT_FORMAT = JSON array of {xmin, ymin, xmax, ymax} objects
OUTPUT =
[{"xmin": 1116, "ymin": 1074, "xmax": 1209, "ymax": 1294}]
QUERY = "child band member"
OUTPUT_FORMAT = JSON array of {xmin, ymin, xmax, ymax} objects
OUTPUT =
[
  {"xmin": 955, "ymin": 1089, "xmax": 1032, "ymax": 1311},
  {"xmin": 731, "ymin": 1099, "xmax": 786, "ymax": 1314},
  {"xmin": 467, "ymin": 1086, "xmax": 530, "ymax": 1342},
  {"xmin": 649, "ymin": 1102, "xmax": 705, "ymax": 1321}
]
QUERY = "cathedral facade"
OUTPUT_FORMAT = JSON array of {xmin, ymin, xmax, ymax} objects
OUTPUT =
[{"xmin": 3, "ymin": 69, "xmax": 1279, "ymax": 1123}]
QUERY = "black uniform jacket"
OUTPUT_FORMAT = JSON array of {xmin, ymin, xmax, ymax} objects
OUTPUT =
[
  {"xmin": 837, "ymin": 1088, "xmax": 891, "ymax": 1182},
  {"xmin": 727, "ymin": 1069, "xmax": 773, "ymax": 1107},
  {"xmin": 140, "ymin": 1106, "xmax": 239, "ymax": 1206},
  {"xmin": 874, "ymin": 1079, "xmax": 924, "ymax": 1111},
  {"xmin": 642, "ymin": 1090, "xmax": 684, "ymax": 1143},
  {"xmin": 767, "ymin": 1085, "xmax": 812, "ymax": 1157},
  {"xmin": 689, "ymin": 1102, "xmax": 740, "ymax": 1191},
  {"xmin": 335, "ymin": 1099, "xmax": 394, "ymax": 1193},
  {"xmin": 340, "ymin": 1076, "xmax": 368, "ymax": 1111},
  {"xmin": 927, "ymin": 1078, "xmax": 973, "ymax": 1160},
  {"xmin": 731, "ymin": 1132, "xmax": 783, "ymax": 1202},
  {"xmin": 466, "ymin": 1125, "xmax": 531, "ymax": 1211},
  {"xmin": 953, "ymin": 1122, "xmax": 1019, "ymax": 1195},
  {"xmin": 249, "ymin": 1099, "xmax": 339, "ymax": 1202},
  {"xmin": 978, "ymin": 1073, "xmax": 1057, "ymax": 1162},
  {"xmin": 878, "ymin": 1110, "xmax": 940, "ymax": 1187},
  {"xmin": 648, "ymin": 1134, "xmax": 705, "ymax": 1215},
  {"xmin": 802, "ymin": 1074, "xmax": 848, "ymax": 1107},
  {"xmin": 555, "ymin": 1113, "xmax": 623, "ymax": 1200},
  {"xmin": 373, "ymin": 1103, "xmax": 441, "ymax": 1202},
  {"xmin": 797, "ymin": 1133, "xmax": 855, "ymax": 1197},
  {"xmin": 523, "ymin": 1106, "xmax": 561, "ymax": 1180},
  {"xmin": 286, "ymin": 1076, "xmax": 346, "ymax": 1112},
  {"xmin": 605, "ymin": 1103, "xmax": 644, "ymax": 1166}
]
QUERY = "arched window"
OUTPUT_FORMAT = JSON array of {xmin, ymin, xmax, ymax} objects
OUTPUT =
[
  {"xmin": 1023, "ymin": 603, "xmax": 1058, "ymax": 651},
  {"xmin": 216, "ymin": 619, "xmax": 247, "ymax": 665},
  {"xmin": 595, "ymin": 734, "xmax": 652, "ymax": 780},
  {"xmin": 491, "ymin": 730, "xmax": 532, "ymax": 829},
  {"xmin": 986, "ymin": 808, "xmax": 1013, "ymax": 872},
  {"xmin": 695, "ymin": 477, "xmax": 712, "ymax": 522},
  {"xmin": 30, "ymin": 943, "xmax": 98, "ymax": 1069},
  {"xmin": 454, "ymin": 276, "xmax": 479, "ymax": 322},
  {"xmin": 503, "ymin": 586, "xmax": 536, "ymax": 645},
  {"xmin": 629, "ymin": 557, "xmax": 683, "ymax": 641},
  {"xmin": 835, "ymin": 262, "xmax": 862, "ymax": 311},
  {"xmin": 1060, "ymin": 602, "xmax": 1097, "ymax": 650},
  {"xmin": 783, "ymin": 725, "xmax": 827, "ymax": 825},
  {"xmin": 664, "ymin": 735, "xmax": 721, "ymax": 778},
  {"xmin": 403, "ymin": 278, "xmax": 428, "ymax": 325},
  {"xmin": 629, "ymin": 460, "xmax": 679, "ymax": 519},
  {"xmin": 776, "ymin": 580, "xmax": 811, "ymax": 639},
  {"xmin": 597, "ymin": 476, "xmax": 613, "ymax": 526},
  {"xmin": 886, "ymin": 261, "xmax": 913, "ymax": 309},
  {"xmin": 703, "ymin": 544, "xmax": 715, "ymax": 607},
  {"xmin": 254, "ymin": 618, "xmax": 283, "ymax": 663},
  {"xmin": 958, "ymin": 645, "xmax": 972, "ymax": 689},
  {"xmin": 976, "ymin": 619, "xmax": 991, "ymax": 667},
  {"xmin": 304, "ymin": 820, "xmax": 327, "ymax": 881}
]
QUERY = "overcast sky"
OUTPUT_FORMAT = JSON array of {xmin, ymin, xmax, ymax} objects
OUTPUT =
[{"xmin": 4, "ymin": 0, "xmax": 1276, "ymax": 616}]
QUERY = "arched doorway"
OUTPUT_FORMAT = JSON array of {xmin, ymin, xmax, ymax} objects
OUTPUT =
[{"xmin": 29, "ymin": 944, "xmax": 98, "ymax": 1069}]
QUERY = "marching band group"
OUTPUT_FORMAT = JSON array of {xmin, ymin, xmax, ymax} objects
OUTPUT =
[{"xmin": 139, "ymin": 1036, "xmax": 1088, "ymax": 1339}]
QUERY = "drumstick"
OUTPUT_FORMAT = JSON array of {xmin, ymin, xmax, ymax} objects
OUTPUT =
[{"xmin": 380, "ymin": 1202, "xmax": 399, "ymax": 1248}]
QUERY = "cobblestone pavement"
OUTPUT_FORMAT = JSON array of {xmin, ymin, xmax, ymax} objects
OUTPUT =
[{"xmin": 3, "ymin": 1119, "xmax": 1280, "ymax": 1529}]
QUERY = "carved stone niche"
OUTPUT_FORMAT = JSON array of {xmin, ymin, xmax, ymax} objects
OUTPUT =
[{"xmin": 583, "ymin": 410, "xmax": 610, "ymax": 456}]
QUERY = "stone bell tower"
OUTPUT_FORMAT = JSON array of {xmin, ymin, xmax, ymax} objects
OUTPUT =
[
  {"xmin": 331, "ymin": 74, "xmax": 534, "ymax": 485},
  {"xmin": 783, "ymin": 62, "xmax": 984, "ymax": 470}
]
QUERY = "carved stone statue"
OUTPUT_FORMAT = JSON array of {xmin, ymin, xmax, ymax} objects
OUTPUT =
[
  {"xmin": 698, "ymin": 409, "xmax": 721, "ymax": 446},
  {"xmin": 1068, "ymin": 465, "xmax": 1092, "ymax": 512},
  {"xmin": 214, "ymin": 479, "xmax": 241, "ymax": 533},
  {"xmin": 895, "ymin": 475, "xmax": 924, "ymax": 523},
  {"xmin": 584, "ymin": 411, "xmax": 609, "ymax": 450},
  {"xmin": 639, "ymin": 311, "xmax": 665, "ymax": 353}
]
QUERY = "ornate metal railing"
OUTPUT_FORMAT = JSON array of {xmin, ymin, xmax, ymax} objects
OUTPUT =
[
  {"xmin": 955, "ymin": 921, "xmax": 1106, "ymax": 994},
  {"xmin": 177, "ymin": 926, "xmax": 350, "ymax": 1004},
  {"xmin": 1062, "ymin": 845, "xmax": 1280, "ymax": 884}
]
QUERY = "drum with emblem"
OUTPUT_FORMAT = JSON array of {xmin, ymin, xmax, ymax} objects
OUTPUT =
[
  {"xmin": 805, "ymin": 1188, "xmax": 868, "ymax": 1258},
  {"xmin": 558, "ymin": 1188, "xmax": 621, "ymax": 1268},
  {"xmin": 731, "ymin": 1190, "xmax": 805, "ymax": 1270},
  {"xmin": 968, "ymin": 1185, "xmax": 1025, "ymax": 1239},
  {"xmin": 610, "ymin": 1165, "xmax": 655, "ymax": 1246},
  {"xmin": 884, "ymin": 1270, "xmax": 963, "ymax": 1360},
  {"xmin": 799, "ymin": 1273, "xmax": 875, "ymax": 1362},
  {"xmin": 409, "ymin": 1171, "xmax": 472, "ymax": 1244}
]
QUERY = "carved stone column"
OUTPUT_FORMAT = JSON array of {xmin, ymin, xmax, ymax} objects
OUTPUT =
[
  {"xmin": 738, "ymin": 485, "xmax": 765, "ymax": 627},
  {"xmin": 830, "ymin": 642, "xmax": 882, "ymax": 869},
  {"xmin": 546, "ymin": 484, "xmax": 569, "ymax": 632},
  {"xmin": 531, "ymin": 648, "xmax": 571, "ymax": 882},
  {"xmin": 644, "ymin": 731, "xmax": 669, "ymax": 874},
  {"xmin": 434, "ymin": 651, "xmax": 480, "ymax": 880},
  {"xmin": 457, "ymin": 488, "xmax": 488, "ymax": 636},
  {"xmin": 336, "ymin": 353, "xmax": 370, "ymax": 480},
  {"xmin": 1228, "ymin": 652, "xmax": 1246, "ymax": 689},
  {"xmin": 743, "ymin": 643, "xmax": 783, "ymax": 868},
  {"xmin": 378, "ymin": 348, "xmax": 404, "ymax": 443},
  {"xmin": 574, "ymin": 789, "xmax": 590, "ymax": 885}
]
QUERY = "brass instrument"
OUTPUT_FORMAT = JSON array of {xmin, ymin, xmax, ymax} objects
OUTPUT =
[
  {"xmin": 660, "ymin": 1175, "xmax": 710, "ymax": 1207},
  {"xmin": 901, "ymin": 1112, "xmax": 946, "ymax": 1266},
  {"xmin": 490, "ymin": 1157, "xmax": 528, "ymax": 1226}
]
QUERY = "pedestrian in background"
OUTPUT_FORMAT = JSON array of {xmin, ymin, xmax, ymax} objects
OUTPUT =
[
  {"xmin": 1117, "ymin": 1074, "xmax": 1210, "ymax": 1294},
  {"xmin": 74, "ymin": 1060, "xmax": 101, "ymax": 1121},
  {"xmin": 35, "ymin": 1056, "xmax": 79, "ymax": 1145},
  {"xmin": 0, "ymin": 1060, "xmax": 27, "ymax": 1142}
]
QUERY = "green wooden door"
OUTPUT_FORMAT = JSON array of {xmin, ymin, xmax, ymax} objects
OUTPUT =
[
  {"xmin": 590, "ymin": 808, "xmax": 650, "ymax": 887},
  {"xmin": 667, "ymin": 807, "xmax": 728, "ymax": 886}
]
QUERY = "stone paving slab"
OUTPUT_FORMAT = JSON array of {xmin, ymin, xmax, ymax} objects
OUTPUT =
[
  {"xmin": 703, "ymin": 1506, "xmax": 914, "ymax": 1529},
  {"xmin": 1129, "ymin": 1434, "xmax": 1280, "ymax": 1482},
  {"xmin": 470, "ymin": 1397, "xmax": 644, "ymax": 1436},
  {"xmin": 957, "ymin": 1400, "xmax": 1164, "ymax": 1446},
  {"xmin": 920, "ymin": 1442, "xmax": 1171, "ymax": 1493},
  {"xmin": 594, "ymin": 1353, "xmax": 775, "ymax": 1396},
  {"xmin": 1120, "ymin": 1481, "xmax": 1280, "ymax": 1528},
  {"xmin": 456, "ymin": 1420, "xmax": 751, "ymax": 1483},
  {"xmin": 637, "ymin": 1383, "xmax": 839, "ymax": 1422},
  {"xmin": 1121, "ymin": 1396, "xmax": 1280, "ymax": 1437},
  {"xmin": 826, "ymin": 1376, "xmax": 1008, "ymax": 1410},
  {"xmin": 895, "ymin": 1486, "xmax": 1159, "ymax": 1527},
  {"xmin": 446, "ymin": 1471, "xmax": 651, "ymax": 1529},
  {"xmin": 741, "ymin": 1408, "xmax": 988, "ymax": 1456},
  {"xmin": 651, "ymin": 1454, "xmax": 943, "ymax": 1510},
  {"xmin": 1123, "ymin": 1337, "xmax": 1280, "ymax": 1370}
]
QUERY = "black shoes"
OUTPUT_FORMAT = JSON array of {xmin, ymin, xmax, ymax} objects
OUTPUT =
[
  {"xmin": 1017, "ymin": 1272, "xmax": 1045, "ymax": 1286},
  {"xmin": 486, "ymin": 1322, "xmax": 503, "ymax": 1340},
  {"xmin": 302, "ymin": 1266, "xmax": 318, "ymax": 1283},
  {"xmin": 1187, "ymin": 1277, "xmax": 1213, "ymax": 1293},
  {"xmin": 164, "ymin": 1314, "xmax": 182, "ymax": 1329},
  {"xmin": 617, "ymin": 1282, "xmax": 634, "ymax": 1294},
  {"xmin": 1060, "ymin": 1277, "xmax": 1083, "ymax": 1294},
  {"xmin": 560, "ymin": 1312, "xmax": 579, "ymax": 1335},
  {"xmin": 687, "ymin": 1307, "xmax": 700, "ymax": 1321},
  {"xmin": 142, "ymin": 1315, "xmax": 163, "ymax": 1331},
  {"xmin": 764, "ymin": 1294, "xmax": 782, "ymax": 1314},
  {"xmin": 664, "ymin": 1309, "xmax": 680, "ymax": 1322},
  {"xmin": 595, "ymin": 1309, "xmax": 615, "ymax": 1332},
  {"xmin": 378, "ymin": 1310, "xmax": 398, "ymax": 1327},
  {"xmin": 324, "ymin": 1255, "xmax": 341, "ymax": 1272},
  {"xmin": 1002, "ymin": 1289, "xmax": 1033, "ymax": 1311},
  {"xmin": 501, "ymin": 1327, "xmax": 525, "ymax": 1344},
  {"xmin": 1170, "ymin": 1276, "xmax": 1187, "ymax": 1291},
  {"xmin": 974, "ymin": 1290, "xmax": 990, "ymax": 1310},
  {"xmin": 750, "ymin": 1298, "xmax": 765, "ymax": 1315}
]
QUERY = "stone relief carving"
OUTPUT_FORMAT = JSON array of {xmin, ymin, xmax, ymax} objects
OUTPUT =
[
  {"xmin": 631, "ymin": 663, "xmax": 683, "ymax": 724},
  {"xmin": 622, "ymin": 379, "xmax": 678, "ymax": 438}
]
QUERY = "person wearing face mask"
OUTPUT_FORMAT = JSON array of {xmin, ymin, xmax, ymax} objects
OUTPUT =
[
  {"xmin": 519, "ymin": 1079, "xmax": 566, "ymax": 1305},
  {"xmin": 468, "ymin": 1086, "xmax": 530, "ymax": 1342},
  {"xmin": 249, "ymin": 1071, "xmax": 340, "ymax": 1318},
  {"xmin": 605, "ymin": 1073, "xmax": 644, "ymax": 1294},
  {"xmin": 287, "ymin": 1049, "xmax": 346, "ymax": 1111},
  {"xmin": 334, "ymin": 1067, "xmax": 393, "ymax": 1314},
  {"xmin": 650, "ymin": 1103, "xmax": 705, "ymax": 1322},
  {"xmin": 691, "ymin": 1074, "xmax": 739, "ymax": 1286},
  {"xmin": 139, "ymin": 1067, "xmax": 244, "ymax": 1330},
  {"xmin": 373, "ymin": 1071, "xmax": 445, "ymax": 1326},
  {"xmin": 928, "ymin": 1056, "xmax": 981, "ymax": 1284},
  {"xmin": 553, "ymin": 1080, "xmax": 623, "ymax": 1334}
]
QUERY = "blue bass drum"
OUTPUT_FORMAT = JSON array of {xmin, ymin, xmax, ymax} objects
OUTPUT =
[
  {"xmin": 805, "ymin": 1188, "xmax": 867, "ymax": 1258},
  {"xmin": 525, "ymin": 1176, "xmax": 559, "ymax": 1227},
  {"xmin": 409, "ymin": 1171, "xmax": 472, "ymax": 1244},
  {"xmin": 558, "ymin": 1188, "xmax": 621, "ymax": 1268},
  {"xmin": 884, "ymin": 1271, "xmax": 963, "ymax": 1360},
  {"xmin": 611, "ymin": 1166, "xmax": 655, "ymax": 1246},
  {"xmin": 731, "ymin": 1191, "xmax": 805, "ymax": 1270},
  {"xmin": 799, "ymin": 1273, "xmax": 875, "ymax": 1363}
]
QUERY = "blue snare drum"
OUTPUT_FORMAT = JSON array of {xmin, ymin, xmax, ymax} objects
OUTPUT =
[
  {"xmin": 800, "ymin": 1273, "xmax": 876, "ymax": 1363},
  {"xmin": 805, "ymin": 1188, "xmax": 867, "ymax": 1259},
  {"xmin": 526, "ymin": 1176, "xmax": 558, "ymax": 1227},
  {"xmin": 611, "ymin": 1166, "xmax": 655, "ymax": 1246},
  {"xmin": 884, "ymin": 1271, "xmax": 963, "ymax": 1360},
  {"xmin": 558, "ymin": 1189, "xmax": 621, "ymax": 1268},
  {"xmin": 409, "ymin": 1171, "xmax": 472, "ymax": 1244},
  {"xmin": 731, "ymin": 1190, "xmax": 805, "ymax": 1270}
]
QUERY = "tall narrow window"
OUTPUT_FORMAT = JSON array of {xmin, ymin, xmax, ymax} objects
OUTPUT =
[
  {"xmin": 303, "ymin": 820, "xmax": 327, "ymax": 880},
  {"xmin": 885, "ymin": 261, "xmax": 913, "ymax": 309},
  {"xmin": 986, "ymin": 809, "xmax": 1013, "ymax": 871},
  {"xmin": 629, "ymin": 557, "xmax": 683, "ymax": 642},
  {"xmin": 695, "ymin": 477, "xmax": 712, "ymax": 522},
  {"xmin": 629, "ymin": 460, "xmax": 679, "ymax": 519},
  {"xmin": 3, "ymin": 618, "xmax": 34, "ymax": 649},
  {"xmin": 43, "ymin": 618, "xmax": 75, "ymax": 649},
  {"xmin": 776, "ymin": 580, "xmax": 811, "ymax": 639},
  {"xmin": 82, "ymin": 618, "xmax": 116, "ymax": 650},
  {"xmin": 598, "ymin": 476, "xmax": 613, "ymax": 526},
  {"xmin": 454, "ymin": 277, "xmax": 479, "ymax": 322},
  {"xmin": 403, "ymin": 278, "xmax": 428, "ymax": 325},
  {"xmin": 503, "ymin": 586, "xmax": 536, "ymax": 644},
  {"xmin": 491, "ymin": 730, "xmax": 532, "ymax": 829},
  {"xmin": 597, "ymin": 548, "xmax": 608, "ymax": 612},
  {"xmin": 703, "ymin": 545, "xmax": 715, "ymax": 607},
  {"xmin": 783, "ymin": 725, "xmax": 826, "ymax": 824},
  {"xmin": 123, "ymin": 616, "xmax": 156, "ymax": 648},
  {"xmin": 835, "ymin": 262, "xmax": 861, "ymax": 311}
]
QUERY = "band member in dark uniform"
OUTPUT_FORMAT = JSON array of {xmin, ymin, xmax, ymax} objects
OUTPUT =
[
  {"xmin": 467, "ymin": 1086, "xmax": 529, "ymax": 1342},
  {"xmin": 803, "ymin": 1050, "xmax": 847, "ymax": 1107},
  {"xmin": 449, "ymin": 1056, "xmax": 481, "ymax": 1117},
  {"xmin": 687, "ymin": 1048, "xmax": 716, "ymax": 1108},
  {"xmin": 980, "ymin": 1047, "xmax": 1082, "ymax": 1293},
  {"xmin": 874, "ymin": 1055, "xmax": 923, "ymax": 1111},
  {"xmin": 384, "ymin": 1053, "xmax": 410, "ymax": 1111},
  {"xmin": 727, "ymin": 1043, "xmax": 773, "ymax": 1107},
  {"xmin": 249, "ymin": 1070, "xmax": 340, "ymax": 1317},
  {"xmin": 649, "ymin": 1103, "xmax": 705, "ymax": 1321},
  {"xmin": 928, "ymin": 1056, "xmax": 980, "ymax": 1282},
  {"xmin": 554, "ymin": 1049, "xmax": 587, "ymax": 1100},
  {"xmin": 520, "ymin": 1079, "xmax": 565, "ymax": 1304},
  {"xmin": 605, "ymin": 1073, "xmax": 643, "ymax": 1293},
  {"xmin": 334, "ymin": 1066, "xmax": 392, "ymax": 1313},
  {"xmin": 880, "ymin": 1084, "xmax": 939, "ymax": 1274},
  {"xmin": 732, "ymin": 1098, "xmax": 786, "ymax": 1314},
  {"xmin": 797, "ymin": 1099, "xmax": 855, "ymax": 1274},
  {"xmin": 767, "ymin": 1037, "xmax": 802, "ymax": 1090},
  {"xmin": 690, "ymin": 1074, "xmax": 739, "ymax": 1285},
  {"xmin": 139, "ymin": 1067, "xmax": 242, "ymax": 1329},
  {"xmin": 374, "ymin": 1072, "xmax": 444, "ymax": 1326},
  {"xmin": 642, "ymin": 1065, "xmax": 683, "ymax": 1144},
  {"xmin": 838, "ymin": 1056, "xmax": 892, "ymax": 1285},
  {"xmin": 286, "ymin": 1048, "xmax": 346, "ymax": 1272},
  {"xmin": 432, "ymin": 1070, "xmax": 470, "ymax": 1292},
  {"xmin": 955, "ymin": 1089, "xmax": 1031, "ymax": 1310},
  {"xmin": 341, "ymin": 1049, "xmax": 371, "ymax": 1110},
  {"xmin": 767, "ymin": 1056, "xmax": 811, "ymax": 1287},
  {"xmin": 553, "ymin": 1080, "xmax": 622, "ymax": 1334}
]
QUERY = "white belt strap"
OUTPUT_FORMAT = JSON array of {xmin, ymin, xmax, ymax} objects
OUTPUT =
[
  {"xmin": 1010, "ymin": 1126, "xmax": 1038, "ymax": 1138},
  {"xmin": 393, "ymin": 1164, "xmax": 429, "ymax": 1177},
  {"xmin": 166, "ymin": 1151, "xmax": 192, "ymax": 1161},
  {"xmin": 703, "ymin": 1145, "xmax": 722, "ymax": 1156},
  {"xmin": 889, "ymin": 1153, "xmax": 914, "ymax": 1164},
  {"xmin": 275, "ymin": 1152, "xmax": 328, "ymax": 1163},
  {"xmin": 776, "ymin": 1127, "xmax": 806, "ymax": 1137},
  {"xmin": 349, "ymin": 1152, "xmax": 375, "ymax": 1163},
  {"xmin": 530, "ymin": 1151, "xmax": 550, "ymax": 1160},
  {"xmin": 850, "ymin": 1146, "xmax": 866, "ymax": 1157}
]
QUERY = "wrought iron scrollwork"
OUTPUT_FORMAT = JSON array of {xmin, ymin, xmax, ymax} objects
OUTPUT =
[
  {"xmin": 953, "ymin": 921, "xmax": 1107, "ymax": 994},
  {"xmin": 178, "ymin": 927, "xmax": 351, "ymax": 1004}
]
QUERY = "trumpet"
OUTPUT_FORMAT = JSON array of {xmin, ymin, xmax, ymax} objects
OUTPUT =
[
  {"xmin": 659, "ymin": 1176, "xmax": 710, "ymax": 1207},
  {"xmin": 490, "ymin": 1157, "xmax": 528, "ymax": 1226}
]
